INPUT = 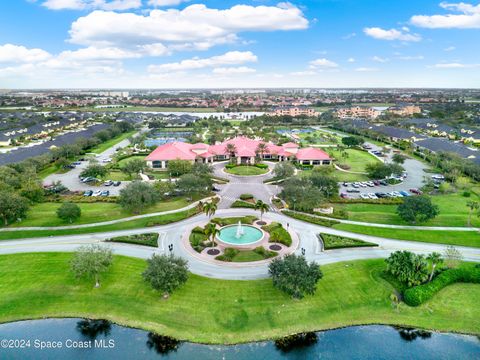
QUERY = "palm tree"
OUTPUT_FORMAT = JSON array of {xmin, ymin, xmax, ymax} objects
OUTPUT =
[
  {"xmin": 204, "ymin": 223, "xmax": 218, "ymax": 248},
  {"xmin": 255, "ymin": 142, "xmax": 269, "ymax": 162},
  {"xmin": 254, "ymin": 200, "xmax": 269, "ymax": 221},
  {"xmin": 466, "ymin": 200, "xmax": 479, "ymax": 227},
  {"xmin": 202, "ymin": 202, "xmax": 217, "ymax": 220},
  {"xmin": 426, "ymin": 252, "xmax": 443, "ymax": 282},
  {"xmin": 224, "ymin": 143, "xmax": 237, "ymax": 164}
]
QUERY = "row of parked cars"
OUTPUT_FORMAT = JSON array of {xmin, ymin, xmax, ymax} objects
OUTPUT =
[
  {"xmin": 80, "ymin": 177, "xmax": 121, "ymax": 187},
  {"xmin": 341, "ymin": 188, "xmax": 422, "ymax": 199},
  {"xmin": 83, "ymin": 190, "xmax": 110, "ymax": 197}
]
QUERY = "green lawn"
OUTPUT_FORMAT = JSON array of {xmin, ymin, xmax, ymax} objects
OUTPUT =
[
  {"xmin": 89, "ymin": 131, "xmax": 136, "ymax": 154},
  {"xmin": 328, "ymin": 148, "xmax": 379, "ymax": 173},
  {"xmin": 116, "ymin": 155, "xmax": 146, "ymax": 167},
  {"xmin": 225, "ymin": 166, "xmax": 268, "ymax": 176},
  {"xmin": 0, "ymin": 208, "xmax": 200, "ymax": 240},
  {"xmin": 337, "ymin": 192, "xmax": 480, "ymax": 227},
  {"xmin": 333, "ymin": 223, "xmax": 480, "ymax": 248},
  {"xmin": 7, "ymin": 198, "xmax": 194, "ymax": 228},
  {"xmin": 297, "ymin": 130, "xmax": 341, "ymax": 145},
  {"xmin": 0, "ymin": 254, "xmax": 478, "ymax": 344}
]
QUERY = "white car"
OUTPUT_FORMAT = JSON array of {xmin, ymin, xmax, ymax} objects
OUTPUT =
[
  {"xmin": 368, "ymin": 193, "xmax": 378, "ymax": 199},
  {"xmin": 360, "ymin": 182, "xmax": 367, "ymax": 187},
  {"xmin": 92, "ymin": 190, "xmax": 102, "ymax": 197},
  {"xmin": 366, "ymin": 181, "xmax": 375, "ymax": 187},
  {"xmin": 392, "ymin": 191, "xmax": 403, "ymax": 197},
  {"xmin": 360, "ymin": 193, "xmax": 370, "ymax": 199}
]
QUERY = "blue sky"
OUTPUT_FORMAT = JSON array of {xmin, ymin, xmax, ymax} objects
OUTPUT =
[{"xmin": 0, "ymin": 0, "xmax": 479, "ymax": 88}]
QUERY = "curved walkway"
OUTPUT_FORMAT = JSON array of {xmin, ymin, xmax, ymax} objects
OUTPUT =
[{"xmin": 1, "ymin": 208, "xmax": 479, "ymax": 280}]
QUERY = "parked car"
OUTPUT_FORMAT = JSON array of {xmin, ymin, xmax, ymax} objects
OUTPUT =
[
  {"xmin": 359, "ymin": 182, "xmax": 367, "ymax": 188},
  {"xmin": 352, "ymin": 183, "xmax": 359, "ymax": 188},
  {"xmin": 368, "ymin": 193, "xmax": 378, "ymax": 199},
  {"xmin": 92, "ymin": 190, "xmax": 102, "ymax": 197},
  {"xmin": 366, "ymin": 181, "xmax": 375, "ymax": 187},
  {"xmin": 104, "ymin": 180, "xmax": 113, "ymax": 186},
  {"xmin": 399, "ymin": 191, "xmax": 410, "ymax": 197},
  {"xmin": 346, "ymin": 189, "xmax": 360, "ymax": 193},
  {"xmin": 113, "ymin": 181, "xmax": 121, "ymax": 187},
  {"xmin": 379, "ymin": 180, "xmax": 388, "ymax": 186},
  {"xmin": 392, "ymin": 191, "xmax": 403, "ymax": 197},
  {"xmin": 101, "ymin": 190, "xmax": 110, "ymax": 196},
  {"xmin": 340, "ymin": 192, "xmax": 348, "ymax": 199},
  {"xmin": 83, "ymin": 190, "xmax": 93, "ymax": 196},
  {"xmin": 409, "ymin": 188, "xmax": 422, "ymax": 195},
  {"xmin": 212, "ymin": 186, "xmax": 220, "ymax": 192},
  {"xmin": 343, "ymin": 182, "xmax": 349, "ymax": 187},
  {"xmin": 375, "ymin": 192, "xmax": 387, "ymax": 198},
  {"xmin": 373, "ymin": 180, "xmax": 380, "ymax": 186},
  {"xmin": 360, "ymin": 193, "xmax": 370, "ymax": 199}
]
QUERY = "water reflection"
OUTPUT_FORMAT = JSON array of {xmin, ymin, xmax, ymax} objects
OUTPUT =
[
  {"xmin": 393, "ymin": 326, "xmax": 432, "ymax": 342},
  {"xmin": 274, "ymin": 332, "xmax": 318, "ymax": 352},
  {"xmin": 76, "ymin": 319, "xmax": 112, "ymax": 339},
  {"xmin": 146, "ymin": 333, "xmax": 181, "ymax": 355}
]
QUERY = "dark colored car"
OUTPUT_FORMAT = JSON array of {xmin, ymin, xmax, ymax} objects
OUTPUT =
[
  {"xmin": 346, "ymin": 189, "xmax": 360, "ymax": 193},
  {"xmin": 113, "ymin": 181, "xmax": 121, "ymax": 187},
  {"xmin": 379, "ymin": 180, "xmax": 388, "ymax": 186}
]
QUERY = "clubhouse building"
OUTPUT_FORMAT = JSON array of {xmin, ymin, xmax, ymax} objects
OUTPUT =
[{"xmin": 145, "ymin": 136, "xmax": 332, "ymax": 169}]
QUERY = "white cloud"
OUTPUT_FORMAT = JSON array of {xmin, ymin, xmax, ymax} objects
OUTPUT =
[
  {"xmin": 309, "ymin": 58, "xmax": 338, "ymax": 68},
  {"xmin": 68, "ymin": 4, "xmax": 308, "ymax": 50},
  {"xmin": 342, "ymin": 32, "xmax": 356, "ymax": 39},
  {"xmin": 411, "ymin": 2, "xmax": 480, "ymax": 29},
  {"xmin": 148, "ymin": 0, "xmax": 190, "ymax": 6},
  {"xmin": 355, "ymin": 67, "xmax": 379, "ymax": 72},
  {"xmin": 42, "ymin": 0, "xmax": 142, "ymax": 10},
  {"xmin": 444, "ymin": 46, "xmax": 456, "ymax": 51},
  {"xmin": 398, "ymin": 55, "xmax": 424, "ymax": 60},
  {"xmin": 347, "ymin": 57, "xmax": 355, "ymax": 63},
  {"xmin": 212, "ymin": 66, "xmax": 256, "ymax": 75},
  {"xmin": 431, "ymin": 62, "xmax": 480, "ymax": 68},
  {"xmin": 290, "ymin": 70, "xmax": 316, "ymax": 76},
  {"xmin": 148, "ymin": 51, "xmax": 257, "ymax": 73},
  {"xmin": 58, "ymin": 46, "xmax": 141, "ymax": 60},
  {"xmin": 0, "ymin": 44, "xmax": 52, "ymax": 63},
  {"xmin": 364, "ymin": 27, "xmax": 421, "ymax": 41},
  {"xmin": 372, "ymin": 56, "xmax": 389, "ymax": 63}
]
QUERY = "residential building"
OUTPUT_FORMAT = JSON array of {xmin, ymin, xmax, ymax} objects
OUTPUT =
[
  {"xmin": 335, "ymin": 106, "xmax": 381, "ymax": 119},
  {"xmin": 387, "ymin": 104, "xmax": 421, "ymax": 116},
  {"xmin": 267, "ymin": 106, "xmax": 320, "ymax": 117}
]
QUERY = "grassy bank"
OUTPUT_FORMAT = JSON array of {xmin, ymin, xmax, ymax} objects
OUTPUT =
[
  {"xmin": 333, "ymin": 223, "xmax": 480, "ymax": 248},
  {"xmin": 0, "ymin": 254, "xmax": 478, "ymax": 343},
  {"xmin": 89, "ymin": 130, "xmax": 136, "ymax": 154},
  {"xmin": 0, "ymin": 208, "xmax": 200, "ymax": 241}
]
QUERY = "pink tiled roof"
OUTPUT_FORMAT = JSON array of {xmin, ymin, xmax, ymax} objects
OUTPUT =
[
  {"xmin": 145, "ymin": 142, "xmax": 197, "ymax": 161},
  {"xmin": 295, "ymin": 147, "xmax": 331, "ymax": 160},
  {"xmin": 282, "ymin": 142, "xmax": 299, "ymax": 148}
]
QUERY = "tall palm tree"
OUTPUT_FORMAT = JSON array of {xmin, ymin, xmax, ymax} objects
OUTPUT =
[
  {"xmin": 204, "ymin": 222, "xmax": 218, "ymax": 248},
  {"xmin": 466, "ymin": 200, "xmax": 479, "ymax": 227},
  {"xmin": 254, "ymin": 200, "xmax": 270, "ymax": 221},
  {"xmin": 202, "ymin": 202, "xmax": 217, "ymax": 220},
  {"xmin": 224, "ymin": 143, "xmax": 237, "ymax": 164},
  {"xmin": 255, "ymin": 142, "xmax": 269, "ymax": 162},
  {"xmin": 426, "ymin": 252, "xmax": 443, "ymax": 282}
]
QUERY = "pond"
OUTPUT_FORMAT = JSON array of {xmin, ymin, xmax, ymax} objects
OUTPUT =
[{"xmin": 0, "ymin": 319, "xmax": 478, "ymax": 359}]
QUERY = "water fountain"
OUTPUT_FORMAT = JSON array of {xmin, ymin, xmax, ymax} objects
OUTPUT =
[{"xmin": 235, "ymin": 221, "xmax": 244, "ymax": 239}]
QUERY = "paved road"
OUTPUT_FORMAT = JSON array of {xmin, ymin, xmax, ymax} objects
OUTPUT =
[{"xmin": 1, "ymin": 209, "xmax": 479, "ymax": 280}]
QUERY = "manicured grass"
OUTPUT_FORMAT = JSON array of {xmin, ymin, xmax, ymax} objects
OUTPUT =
[
  {"xmin": 328, "ymin": 148, "xmax": 379, "ymax": 173},
  {"xmin": 106, "ymin": 233, "xmax": 159, "ymax": 247},
  {"xmin": 333, "ymin": 223, "xmax": 480, "ymax": 248},
  {"xmin": 225, "ymin": 165, "xmax": 268, "ymax": 176},
  {"xmin": 89, "ymin": 131, "xmax": 136, "ymax": 154},
  {"xmin": 8, "ymin": 198, "xmax": 193, "ymax": 228},
  {"xmin": 320, "ymin": 233, "xmax": 378, "ymax": 250},
  {"xmin": 0, "ymin": 254, "xmax": 478, "ymax": 343},
  {"xmin": 116, "ymin": 155, "xmax": 146, "ymax": 167},
  {"xmin": 0, "ymin": 208, "xmax": 200, "ymax": 241},
  {"xmin": 338, "ymin": 192, "xmax": 480, "ymax": 227}
]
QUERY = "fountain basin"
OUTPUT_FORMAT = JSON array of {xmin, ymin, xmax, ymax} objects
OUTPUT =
[{"xmin": 216, "ymin": 225, "xmax": 264, "ymax": 247}]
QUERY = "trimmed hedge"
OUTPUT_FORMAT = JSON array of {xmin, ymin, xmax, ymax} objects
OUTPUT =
[
  {"xmin": 225, "ymin": 163, "xmax": 236, "ymax": 169},
  {"xmin": 45, "ymin": 195, "xmax": 118, "ymax": 203},
  {"xmin": 403, "ymin": 264, "xmax": 480, "ymax": 306},
  {"xmin": 283, "ymin": 210, "xmax": 340, "ymax": 227},
  {"xmin": 211, "ymin": 216, "xmax": 257, "ymax": 226},
  {"xmin": 320, "ymin": 233, "xmax": 377, "ymax": 250},
  {"xmin": 255, "ymin": 163, "xmax": 268, "ymax": 169},
  {"xmin": 239, "ymin": 193, "xmax": 254, "ymax": 200},
  {"xmin": 106, "ymin": 233, "xmax": 159, "ymax": 247},
  {"xmin": 262, "ymin": 222, "xmax": 292, "ymax": 246},
  {"xmin": 231, "ymin": 200, "xmax": 256, "ymax": 209},
  {"xmin": 215, "ymin": 248, "xmax": 239, "ymax": 262}
]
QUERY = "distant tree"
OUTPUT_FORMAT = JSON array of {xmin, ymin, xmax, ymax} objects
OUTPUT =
[
  {"xmin": 444, "ymin": 245, "xmax": 463, "ymax": 269},
  {"xmin": 142, "ymin": 254, "xmax": 189, "ymax": 298},
  {"xmin": 224, "ymin": 143, "xmax": 237, "ymax": 163},
  {"xmin": 366, "ymin": 162, "xmax": 404, "ymax": 179},
  {"xmin": 341, "ymin": 136, "xmax": 363, "ymax": 147},
  {"xmin": 70, "ymin": 244, "xmax": 113, "ymax": 288},
  {"xmin": 385, "ymin": 251, "xmax": 429, "ymax": 287},
  {"xmin": 426, "ymin": 252, "xmax": 443, "ymax": 282},
  {"xmin": 0, "ymin": 191, "xmax": 29, "ymax": 225},
  {"xmin": 121, "ymin": 158, "xmax": 146, "ymax": 179},
  {"xmin": 466, "ymin": 200, "xmax": 479, "ymax": 227},
  {"xmin": 154, "ymin": 180, "xmax": 175, "ymax": 199},
  {"xmin": 19, "ymin": 178, "xmax": 44, "ymax": 203},
  {"xmin": 397, "ymin": 196, "xmax": 439, "ymax": 224},
  {"xmin": 280, "ymin": 177, "xmax": 323, "ymax": 212},
  {"xmin": 57, "ymin": 202, "xmax": 81, "ymax": 223},
  {"xmin": 177, "ymin": 174, "xmax": 212, "ymax": 200},
  {"xmin": 254, "ymin": 200, "xmax": 269, "ymax": 221},
  {"xmin": 392, "ymin": 153, "xmax": 406, "ymax": 164},
  {"xmin": 269, "ymin": 254, "xmax": 323, "ymax": 299},
  {"xmin": 191, "ymin": 162, "xmax": 213, "ymax": 177},
  {"xmin": 309, "ymin": 172, "xmax": 339, "ymax": 198},
  {"xmin": 273, "ymin": 162, "xmax": 295, "ymax": 179},
  {"xmin": 167, "ymin": 159, "xmax": 193, "ymax": 177},
  {"xmin": 202, "ymin": 201, "xmax": 217, "ymax": 219},
  {"xmin": 81, "ymin": 163, "xmax": 108, "ymax": 179},
  {"xmin": 255, "ymin": 142, "xmax": 269, "ymax": 161},
  {"xmin": 119, "ymin": 181, "xmax": 159, "ymax": 213}
]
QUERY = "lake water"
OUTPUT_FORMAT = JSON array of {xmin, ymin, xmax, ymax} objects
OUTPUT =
[{"xmin": 0, "ymin": 319, "xmax": 478, "ymax": 359}]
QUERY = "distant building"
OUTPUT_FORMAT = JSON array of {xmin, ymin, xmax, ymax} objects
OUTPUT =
[
  {"xmin": 335, "ymin": 106, "xmax": 380, "ymax": 119},
  {"xmin": 387, "ymin": 104, "xmax": 421, "ymax": 116},
  {"xmin": 145, "ymin": 136, "xmax": 331, "ymax": 169},
  {"xmin": 267, "ymin": 106, "xmax": 320, "ymax": 117}
]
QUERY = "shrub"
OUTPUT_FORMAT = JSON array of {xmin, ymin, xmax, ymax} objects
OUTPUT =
[
  {"xmin": 239, "ymin": 193, "xmax": 254, "ymax": 200},
  {"xmin": 215, "ymin": 248, "xmax": 239, "ymax": 262},
  {"xmin": 403, "ymin": 265, "xmax": 480, "ymax": 306},
  {"xmin": 231, "ymin": 200, "xmax": 256, "ymax": 209},
  {"xmin": 211, "ymin": 216, "xmax": 257, "ymax": 226},
  {"xmin": 283, "ymin": 210, "xmax": 339, "ymax": 227},
  {"xmin": 106, "ymin": 233, "xmax": 159, "ymax": 247},
  {"xmin": 189, "ymin": 230, "xmax": 208, "ymax": 253},
  {"xmin": 320, "ymin": 233, "xmax": 377, "ymax": 250},
  {"xmin": 253, "ymin": 246, "xmax": 277, "ymax": 259},
  {"xmin": 262, "ymin": 222, "xmax": 292, "ymax": 246},
  {"xmin": 225, "ymin": 163, "xmax": 236, "ymax": 169},
  {"xmin": 255, "ymin": 163, "xmax": 268, "ymax": 169}
]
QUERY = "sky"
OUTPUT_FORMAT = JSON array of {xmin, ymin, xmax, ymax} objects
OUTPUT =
[{"xmin": 0, "ymin": 0, "xmax": 479, "ymax": 88}]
